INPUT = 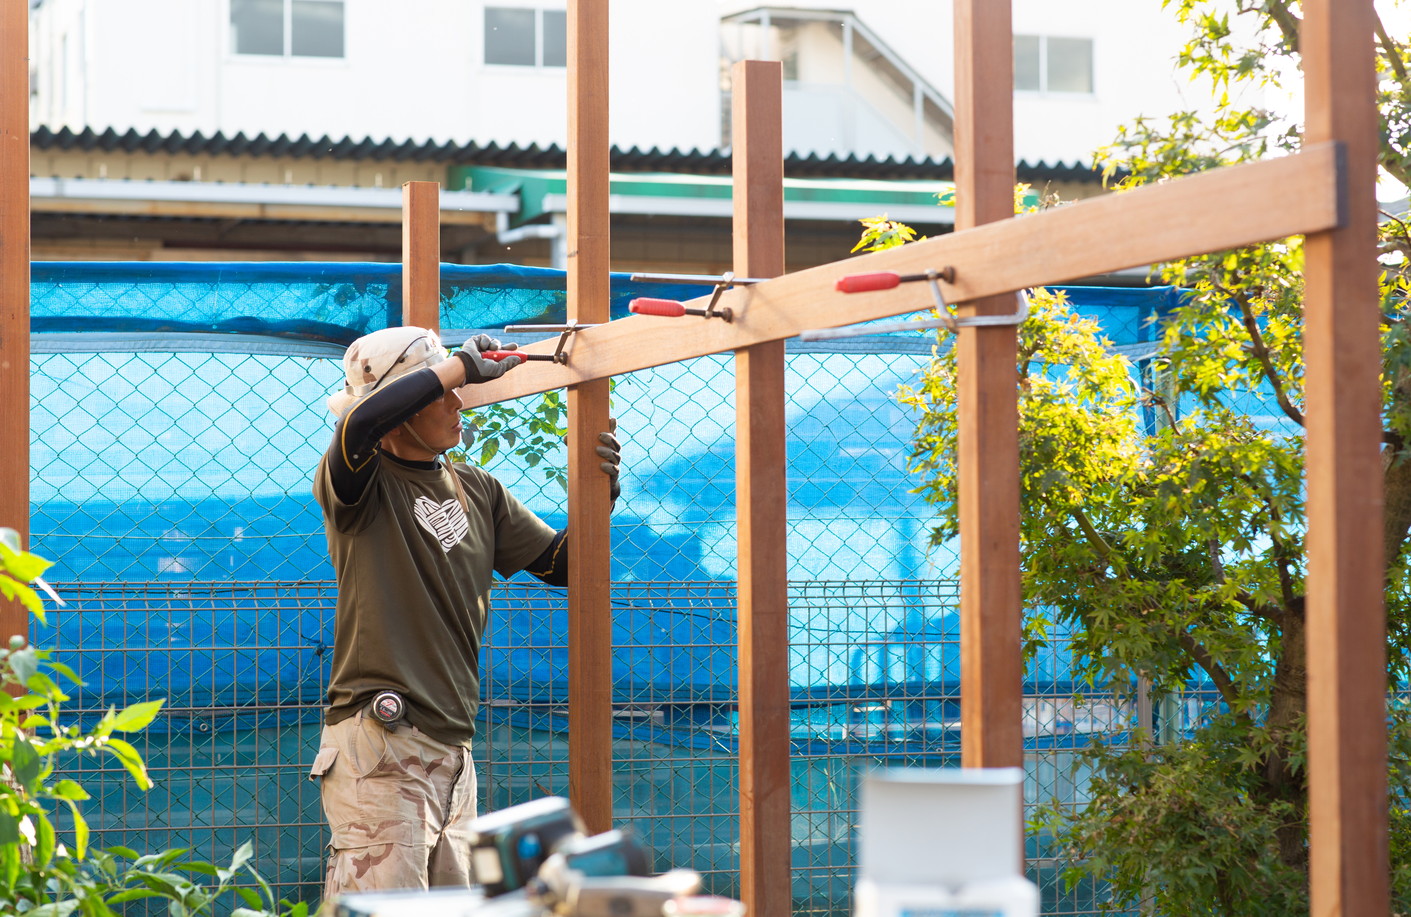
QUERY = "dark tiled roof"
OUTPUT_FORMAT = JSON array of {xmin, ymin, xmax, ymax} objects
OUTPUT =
[{"xmin": 31, "ymin": 125, "xmax": 1106, "ymax": 184}]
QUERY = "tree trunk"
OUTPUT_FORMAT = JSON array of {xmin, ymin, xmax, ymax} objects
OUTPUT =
[
  {"xmin": 1383, "ymin": 445, "xmax": 1411, "ymax": 570},
  {"xmin": 1263, "ymin": 595, "xmax": 1308, "ymax": 871}
]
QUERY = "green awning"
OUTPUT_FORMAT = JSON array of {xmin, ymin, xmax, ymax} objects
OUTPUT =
[{"xmin": 450, "ymin": 165, "xmax": 972, "ymax": 226}]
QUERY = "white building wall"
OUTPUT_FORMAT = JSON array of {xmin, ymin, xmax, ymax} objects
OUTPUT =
[
  {"xmin": 1008, "ymin": 0, "xmax": 1209, "ymax": 165},
  {"xmin": 87, "ymin": 0, "xmax": 222, "ymax": 136},
  {"xmin": 28, "ymin": 0, "xmax": 721, "ymax": 151},
  {"xmin": 29, "ymin": 0, "xmax": 1211, "ymax": 165},
  {"xmin": 721, "ymin": 0, "xmax": 1211, "ymax": 166},
  {"xmin": 750, "ymin": 15, "xmax": 952, "ymax": 160}
]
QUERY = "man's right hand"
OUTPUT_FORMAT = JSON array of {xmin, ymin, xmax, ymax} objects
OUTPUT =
[{"xmin": 456, "ymin": 334, "xmax": 522, "ymax": 383}]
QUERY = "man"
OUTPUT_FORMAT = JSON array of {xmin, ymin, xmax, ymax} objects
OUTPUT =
[{"xmin": 308, "ymin": 326, "xmax": 620, "ymax": 898}]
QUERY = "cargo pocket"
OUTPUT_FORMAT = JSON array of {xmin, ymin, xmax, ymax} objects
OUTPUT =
[{"xmin": 308, "ymin": 745, "xmax": 338, "ymax": 782}]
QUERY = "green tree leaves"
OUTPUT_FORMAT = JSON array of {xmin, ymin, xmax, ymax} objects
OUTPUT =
[{"xmin": 454, "ymin": 388, "xmax": 572, "ymax": 491}]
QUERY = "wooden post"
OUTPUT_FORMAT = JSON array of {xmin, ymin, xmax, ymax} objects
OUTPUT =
[
  {"xmin": 1, "ymin": 0, "xmax": 30, "ymax": 644},
  {"xmin": 1302, "ymin": 1, "xmax": 1388, "ymax": 913},
  {"xmin": 731, "ymin": 60, "xmax": 791, "ymax": 917},
  {"xmin": 953, "ymin": 1, "xmax": 1023, "ymax": 779},
  {"xmin": 402, "ymin": 181, "xmax": 441, "ymax": 331},
  {"xmin": 566, "ymin": 0, "xmax": 614, "ymax": 834}
]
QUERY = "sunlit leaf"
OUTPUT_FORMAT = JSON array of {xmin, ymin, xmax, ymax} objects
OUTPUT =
[
  {"xmin": 111, "ymin": 700, "xmax": 165, "ymax": 733},
  {"xmin": 104, "ymin": 737, "xmax": 154, "ymax": 791}
]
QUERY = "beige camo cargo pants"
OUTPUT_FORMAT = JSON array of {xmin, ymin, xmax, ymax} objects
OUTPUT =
[{"xmin": 309, "ymin": 710, "xmax": 478, "ymax": 900}]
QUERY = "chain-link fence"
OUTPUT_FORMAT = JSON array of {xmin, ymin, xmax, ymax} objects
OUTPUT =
[{"xmin": 26, "ymin": 263, "xmax": 1207, "ymax": 916}]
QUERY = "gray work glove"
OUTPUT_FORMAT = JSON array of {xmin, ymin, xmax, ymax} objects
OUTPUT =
[
  {"xmin": 598, "ymin": 418, "xmax": 622, "ymax": 504},
  {"xmin": 456, "ymin": 333, "xmax": 522, "ymax": 383}
]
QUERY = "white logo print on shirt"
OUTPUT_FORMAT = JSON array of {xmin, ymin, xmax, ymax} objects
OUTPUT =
[{"xmin": 413, "ymin": 496, "xmax": 469, "ymax": 552}]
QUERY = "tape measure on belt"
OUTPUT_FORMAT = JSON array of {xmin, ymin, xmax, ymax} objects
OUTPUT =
[{"xmin": 370, "ymin": 690, "xmax": 407, "ymax": 727}]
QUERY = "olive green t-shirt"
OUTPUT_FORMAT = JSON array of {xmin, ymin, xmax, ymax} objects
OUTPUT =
[{"xmin": 313, "ymin": 454, "xmax": 556, "ymax": 746}]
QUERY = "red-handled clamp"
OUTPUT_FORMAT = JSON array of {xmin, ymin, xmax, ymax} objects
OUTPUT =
[
  {"xmin": 834, "ymin": 267, "xmax": 956, "ymax": 293},
  {"xmin": 500, "ymin": 320, "xmax": 601, "ymax": 365},
  {"xmin": 481, "ymin": 351, "xmax": 557, "ymax": 362},
  {"xmin": 628, "ymin": 270, "xmax": 768, "ymax": 323},
  {"xmin": 628, "ymin": 297, "xmax": 734, "ymax": 320},
  {"xmin": 801, "ymin": 266, "xmax": 1029, "ymax": 342}
]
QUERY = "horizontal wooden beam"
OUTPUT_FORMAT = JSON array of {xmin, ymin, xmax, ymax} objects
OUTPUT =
[{"xmin": 459, "ymin": 143, "xmax": 1343, "ymax": 407}]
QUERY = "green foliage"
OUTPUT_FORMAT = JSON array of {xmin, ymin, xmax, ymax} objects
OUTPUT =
[
  {"xmin": 0, "ymin": 536, "xmax": 300, "ymax": 916},
  {"xmin": 453, "ymin": 389, "xmax": 571, "ymax": 490},
  {"xmin": 876, "ymin": 2, "xmax": 1411, "ymax": 912},
  {"xmin": 0, "ymin": 529, "xmax": 57, "ymax": 625},
  {"xmin": 1391, "ymin": 704, "xmax": 1411, "ymax": 909},
  {"xmin": 454, "ymin": 379, "xmax": 620, "ymax": 492},
  {"xmin": 1034, "ymin": 737, "xmax": 1307, "ymax": 915},
  {"xmin": 852, "ymin": 216, "xmax": 923, "ymax": 253}
]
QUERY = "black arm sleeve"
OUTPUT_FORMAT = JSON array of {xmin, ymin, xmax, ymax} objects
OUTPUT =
[
  {"xmin": 525, "ymin": 529, "xmax": 568, "ymax": 587},
  {"xmin": 324, "ymin": 368, "xmax": 448, "ymax": 505}
]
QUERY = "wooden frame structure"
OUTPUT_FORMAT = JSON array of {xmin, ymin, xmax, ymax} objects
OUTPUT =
[
  {"xmin": 563, "ymin": 0, "xmax": 615, "ymax": 837},
  {"xmin": 1, "ymin": 0, "xmax": 29, "ymax": 647},
  {"xmin": 730, "ymin": 60, "xmax": 792, "ymax": 917},
  {"xmin": 452, "ymin": 0, "xmax": 1387, "ymax": 914},
  {"xmin": 402, "ymin": 180, "xmax": 442, "ymax": 332},
  {"xmin": 1302, "ymin": 3, "xmax": 1386, "ymax": 912},
  {"xmin": 0, "ymin": 0, "xmax": 1387, "ymax": 913},
  {"xmin": 952, "ymin": 1, "xmax": 1023, "ymax": 772}
]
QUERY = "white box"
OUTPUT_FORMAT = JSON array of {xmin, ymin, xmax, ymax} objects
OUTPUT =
[
  {"xmin": 332, "ymin": 887, "xmax": 536, "ymax": 917},
  {"xmin": 854, "ymin": 876, "xmax": 1039, "ymax": 917},
  {"xmin": 858, "ymin": 766, "xmax": 1026, "ymax": 887}
]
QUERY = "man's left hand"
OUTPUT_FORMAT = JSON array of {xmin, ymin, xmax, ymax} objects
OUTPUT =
[{"xmin": 597, "ymin": 418, "xmax": 621, "ymax": 504}]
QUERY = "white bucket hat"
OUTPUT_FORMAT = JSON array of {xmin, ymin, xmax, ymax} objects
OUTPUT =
[{"xmin": 326, "ymin": 326, "xmax": 449, "ymax": 417}]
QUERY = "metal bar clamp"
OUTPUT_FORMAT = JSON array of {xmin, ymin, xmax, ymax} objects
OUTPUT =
[
  {"xmin": 800, "ymin": 267, "xmax": 1029, "ymax": 342},
  {"xmin": 628, "ymin": 270, "xmax": 768, "ymax": 323},
  {"xmin": 501, "ymin": 320, "xmax": 600, "ymax": 365}
]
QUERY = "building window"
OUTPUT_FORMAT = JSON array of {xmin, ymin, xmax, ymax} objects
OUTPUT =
[
  {"xmin": 485, "ymin": 7, "xmax": 567, "ymax": 67},
  {"xmin": 1014, "ymin": 35, "xmax": 1093, "ymax": 94},
  {"xmin": 231, "ymin": 0, "xmax": 345, "ymax": 58}
]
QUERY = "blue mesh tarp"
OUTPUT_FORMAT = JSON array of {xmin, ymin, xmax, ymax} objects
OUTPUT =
[
  {"xmin": 26, "ymin": 263, "xmax": 1195, "ymax": 916},
  {"xmin": 31, "ymin": 261, "xmax": 708, "ymax": 342},
  {"xmin": 28, "ymin": 263, "xmax": 1184, "ymax": 719}
]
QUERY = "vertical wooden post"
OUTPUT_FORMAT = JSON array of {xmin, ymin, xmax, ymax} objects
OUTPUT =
[
  {"xmin": 566, "ymin": 0, "xmax": 614, "ymax": 834},
  {"xmin": 732, "ymin": 60, "xmax": 791, "ymax": 917},
  {"xmin": 1, "ymin": 0, "xmax": 30, "ymax": 644},
  {"xmin": 1302, "ymin": 2, "xmax": 1387, "ymax": 914},
  {"xmin": 402, "ymin": 181, "xmax": 441, "ymax": 331},
  {"xmin": 953, "ymin": 2, "xmax": 1023, "ymax": 778}
]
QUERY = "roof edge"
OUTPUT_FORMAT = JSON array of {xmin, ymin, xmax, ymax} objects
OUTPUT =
[{"xmin": 31, "ymin": 125, "xmax": 1110, "ymax": 185}]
